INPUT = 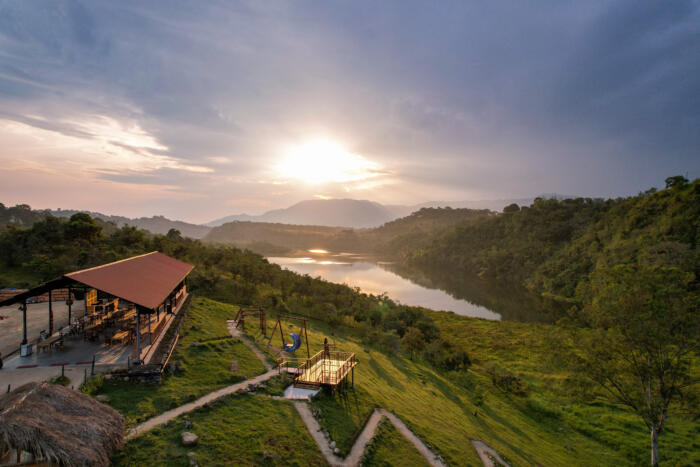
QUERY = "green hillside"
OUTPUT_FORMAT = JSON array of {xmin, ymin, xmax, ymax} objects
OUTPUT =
[
  {"xmin": 0, "ymin": 203, "xmax": 697, "ymax": 465},
  {"xmin": 407, "ymin": 178, "xmax": 700, "ymax": 302},
  {"xmin": 108, "ymin": 298, "xmax": 698, "ymax": 466}
]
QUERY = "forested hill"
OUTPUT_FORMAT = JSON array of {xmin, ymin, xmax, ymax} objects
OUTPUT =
[
  {"xmin": 0, "ymin": 203, "xmax": 210, "ymax": 239},
  {"xmin": 203, "ymin": 207, "xmax": 493, "ymax": 255},
  {"xmin": 407, "ymin": 177, "xmax": 700, "ymax": 301},
  {"xmin": 50, "ymin": 210, "xmax": 211, "ymax": 239},
  {"xmin": 0, "ymin": 203, "xmax": 49, "ymax": 228}
]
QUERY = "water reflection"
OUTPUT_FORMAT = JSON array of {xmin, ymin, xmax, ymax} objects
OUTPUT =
[
  {"xmin": 381, "ymin": 262, "xmax": 562, "ymax": 323},
  {"xmin": 268, "ymin": 251, "xmax": 561, "ymax": 323},
  {"xmin": 268, "ymin": 253, "xmax": 501, "ymax": 320}
]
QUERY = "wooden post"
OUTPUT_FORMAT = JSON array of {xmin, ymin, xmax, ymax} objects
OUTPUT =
[
  {"xmin": 48, "ymin": 289, "xmax": 53, "ymax": 335},
  {"xmin": 267, "ymin": 317, "xmax": 280, "ymax": 347},
  {"xmin": 148, "ymin": 311, "xmax": 152, "ymax": 345},
  {"xmin": 84, "ymin": 288, "xmax": 88, "ymax": 317},
  {"xmin": 135, "ymin": 310, "xmax": 141, "ymax": 363},
  {"xmin": 260, "ymin": 307, "xmax": 266, "ymax": 336},
  {"xmin": 67, "ymin": 286, "xmax": 72, "ymax": 325},
  {"xmin": 21, "ymin": 300, "xmax": 27, "ymax": 345}
]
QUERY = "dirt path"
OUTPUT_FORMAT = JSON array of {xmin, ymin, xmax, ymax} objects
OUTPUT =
[
  {"xmin": 128, "ymin": 319, "xmax": 506, "ymax": 467},
  {"xmin": 227, "ymin": 320, "xmax": 273, "ymax": 371},
  {"xmin": 471, "ymin": 440, "xmax": 511, "ymax": 467},
  {"xmin": 127, "ymin": 368, "xmax": 278, "ymax": 439},
  {"xmin": 293, "ymin": 401, "xmax": 345, "ymax": 466},
  {"xmin": 381, "ymin": 410, "xmax": 448, "ymax": 467},
  {"xmin": 128, "ymin": 322, "xmax": 282, "ymax": 439},
  {"xmin": 294, "ymin": 402, "xmax": 447, "ymax": 467}
]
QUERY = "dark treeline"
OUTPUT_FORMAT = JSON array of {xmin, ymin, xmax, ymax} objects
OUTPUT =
[
  {"xmin": 202, "ymin": 206, "xmax": 491, "ymax": 256},
  {"xmin": 407, "ymin": 177, "xmax": 700, "ymax": 306},
  {"xmin": 0, "ymin": 212, "xmax": 466, "ymax": 370}
]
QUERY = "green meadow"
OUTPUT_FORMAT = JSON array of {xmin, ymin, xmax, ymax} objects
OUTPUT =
[{"xmin": 103, "ymin": 297, "xmax": 698, "ymax": 466}]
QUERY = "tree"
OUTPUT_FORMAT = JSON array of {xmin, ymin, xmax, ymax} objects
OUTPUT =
[
  {"xmin": 401, "ymin": 327, "xmax": 425, "ymax": 360},
  {"xmin": 66, "ymin": 213, "xmax": 101, "ymax": 243},
  {"xmin": 166, "ymin": 228, "xmax": 182, "ymax": 240},
  {"xmin": 503, "ymin": 203, "xmax": 520, "ymax": 213},
  {"xmin": 573, "ymin": 264, "xmax": 699, "ymax": 466},
  {"xmin": 664, "ymin": 175, "xmax": 688, "ymax": 189}
]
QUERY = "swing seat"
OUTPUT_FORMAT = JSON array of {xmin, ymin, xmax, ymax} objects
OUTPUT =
[{"xmin": 283, "ymin": 333, "xmax": 301, "ymax": 352}]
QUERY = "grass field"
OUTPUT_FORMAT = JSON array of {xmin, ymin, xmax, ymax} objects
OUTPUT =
[
  {"xmin": 362, "ymin": 418, "xmax": 431, "ymax": 467},
  {"xmin": 93, "ymin": 297, "xmax": 266, "ymax": 426},
  {"xmin": 113, "ymin": 394, "xmax": 326, "ymax": 466},
  {"xmin": 311, "ymin": 387, "xmax": 378, "ymax": 456},
  {"xmin": 107, "ymin": 297, "xmax": 699, "ymax": 466}
]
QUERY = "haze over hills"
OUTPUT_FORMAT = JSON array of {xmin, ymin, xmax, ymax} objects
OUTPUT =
[
  {"xmin": 206, "ymin": 197, "xmax": 539, "ymax": 228},
  {"xmin": 49, "ymin": 209, "xmax": 212, "ymax": 239}
]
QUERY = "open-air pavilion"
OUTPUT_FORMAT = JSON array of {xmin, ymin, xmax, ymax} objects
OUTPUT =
[{"xmin": 0, "ymin": 252, "xmax": 193, "ymax": 369}]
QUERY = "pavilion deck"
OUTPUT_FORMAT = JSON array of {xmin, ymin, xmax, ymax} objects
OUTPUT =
[{"xmin": 292, "ymin": 350, "xmax": 357, "ymax": 388}]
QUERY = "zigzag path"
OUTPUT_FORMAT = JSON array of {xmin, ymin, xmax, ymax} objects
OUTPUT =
[{"xmin": 126, "ymin": 318, "xmax": 509, "ymax": 466}]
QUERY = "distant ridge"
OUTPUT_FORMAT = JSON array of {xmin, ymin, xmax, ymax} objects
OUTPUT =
[
  {"xmin": 205, "ymin": 196, "xmax": 556, "ymax": 228},
  {"xmin": 206, "ymin": 199, "xmax": 397, "ymax": 228},
  {"xmin": 50, "ymin": 209, "xmax": 211, "ymax": 239}
]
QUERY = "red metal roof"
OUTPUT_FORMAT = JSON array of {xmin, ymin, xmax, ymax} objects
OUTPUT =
[{"xmin": 65, "ymin": 252, "xmax": 193, "ymax": 310}]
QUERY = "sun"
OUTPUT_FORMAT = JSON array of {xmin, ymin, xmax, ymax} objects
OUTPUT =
[{"xmin": 275, "ymin": 139, "xmax": 379, "ymax": 185}]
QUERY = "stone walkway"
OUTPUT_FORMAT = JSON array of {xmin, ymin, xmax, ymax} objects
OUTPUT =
[
  {"xmin": 471, "ymin": 440, "xmax": 511, "ymax": 467},
  {"xmin": 127, "ymin": 320, "xmax": 280, "ymax": 439},
  {"xmin": 226, "ymin": 320, "xmax": 273, "ymax": 371},
  {"xmin": 294, "ymin": 402, "xmax": 447, "ymax": 467},
  {"xmin": 127, "ymin": 318, "xmax": 507, "ymax": 467},
  {"xmin": 127, "ymin": 368, "xmax": 278, "ymax": 439}
]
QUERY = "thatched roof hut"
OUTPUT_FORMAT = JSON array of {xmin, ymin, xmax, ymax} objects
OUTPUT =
[{"xmin": 0, "ymin": 382, "xmax": 124, "ymax": 466}]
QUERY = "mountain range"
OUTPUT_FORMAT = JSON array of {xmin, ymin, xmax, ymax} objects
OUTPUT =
[
  {"xmin": 205, "ymin": 197, "xmax": 536, "ymax": 228},
  {"xmin": 3, "ymin": 196, "xmax": 543, "ymax": 238}
]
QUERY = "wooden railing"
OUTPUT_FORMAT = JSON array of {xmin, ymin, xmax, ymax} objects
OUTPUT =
[
  {"xmin": 334, "ymin": 353, "xmax": 356, "ymax": 385},
  {"xmin": 293, "ymin": 350, "xmax": 356, "ymax": 386}
]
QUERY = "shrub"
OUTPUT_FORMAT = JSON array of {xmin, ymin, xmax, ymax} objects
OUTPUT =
[
  {"xmin": 486, "ymin": 365, "xmax": 527, "ymax": 396},
  {"xmin": 423, "ymin": 339, "xmax": 471, "ymax": 371},
  {"xmin": 79, "ymin": 374, "xmax": 105, "ymax": 395}
]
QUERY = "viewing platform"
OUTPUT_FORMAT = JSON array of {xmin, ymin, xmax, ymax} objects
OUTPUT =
[{"xmin": 285, "ymin": 349, "xmax": 357, "ymax": 389}]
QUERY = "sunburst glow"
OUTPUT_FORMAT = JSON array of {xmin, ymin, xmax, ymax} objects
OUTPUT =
[{"xmin": 275, "ymin": 140, "xmax": 379, "ymax": 185}]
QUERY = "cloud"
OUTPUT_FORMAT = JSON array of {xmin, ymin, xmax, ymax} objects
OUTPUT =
[{"xmin": 0, "ymin": 0, "xmax": 698, "ymax": 222}]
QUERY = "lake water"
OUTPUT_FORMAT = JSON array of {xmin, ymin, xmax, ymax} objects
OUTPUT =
[{"xmin": 267, "ymin": 251, "xmax": 502, "ymax": 320}]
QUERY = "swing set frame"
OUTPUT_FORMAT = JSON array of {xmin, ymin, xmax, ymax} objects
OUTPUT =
[
  {"xmin": 233, "ymin": 306, "xmax": 266, "ymax": 336},
  {"xmin": 267, "ymin": 313, "xmax": 310, "ymax": 358}
]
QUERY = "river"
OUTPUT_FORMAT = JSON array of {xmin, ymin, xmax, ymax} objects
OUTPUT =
[
  {"xmin": 268, "ymin": 250, "xmax": 504, "ymax": 320},
  {"xmin": 267, "ymin": 250, "xmax": 558, "ymax": 322}
]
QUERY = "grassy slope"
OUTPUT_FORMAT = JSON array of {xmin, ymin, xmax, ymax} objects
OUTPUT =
[
  {"xmin": 108, "ymin": 298, "xmax": 698, "ymax": 466},
  {"xmin": 97, "ymin": 297, "xmax": 266, "ymax": 426},
  {"xmin": 113, "ymin": 394, "xmax": 327, "ymax": 466},
  {"xmin": 362, "ymin": 418, "xmax": 431, "ymax": 467},
  {"xmin": 430, "ymin": 311, "xmax": 700, "ymax": 466},
  {"xmin": 266, "ymin": 310, "xmax": 697, "ymax": 466},
  {"xmin": 312, "ymin": 387, "xmax": 378, "ymax": 456}
]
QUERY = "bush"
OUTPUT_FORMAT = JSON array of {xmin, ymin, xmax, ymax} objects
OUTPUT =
[
  {"xmin": 486, "ymin": 365, "xmax": 527, "ymax": 396},
  {"xmin": 79, "ymin": 374, "xmax": 105, "ymax": 395},
  {"xmin": 423, "ymin": 339, "xmax": 471, "ymax": 371},
  {"xmin": 47, "ymin": 375, "xmax": 70, "ymax": 386}
]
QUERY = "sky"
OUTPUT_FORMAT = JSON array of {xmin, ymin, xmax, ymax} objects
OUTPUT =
[{"xmin": 0, "ymin": 1, "xmax": 698, "ymax": 224}]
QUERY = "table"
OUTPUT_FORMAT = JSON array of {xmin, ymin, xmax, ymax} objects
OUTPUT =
[
  {"xmin": 37, "ymin": 334, "xmax": 64, "ymax": 353},
  {"xmin": 111, "ymin": 330, "xmax": 131, "ymax": 345}
]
